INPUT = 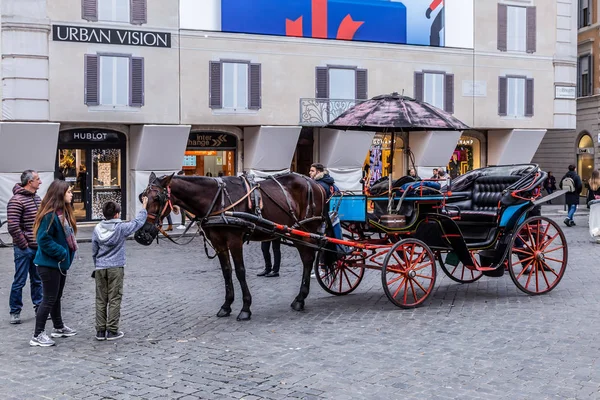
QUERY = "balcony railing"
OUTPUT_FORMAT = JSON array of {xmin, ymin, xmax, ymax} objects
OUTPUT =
[{"xmin": 299, "ymin": 98, "xmax": 365, "ymax": 126}]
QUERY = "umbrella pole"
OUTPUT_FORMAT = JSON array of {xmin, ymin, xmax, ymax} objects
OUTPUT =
[{"xmin": 387, "ymin": 131, "xmax": 395, "ymax": 214}]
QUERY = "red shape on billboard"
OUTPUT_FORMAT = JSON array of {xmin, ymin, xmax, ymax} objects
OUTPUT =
[
  {"xmin": 285, "ymin": 0, "xmax": 363, "ymax": 41},
  {"xmin": 312, "ymin": 0, "xmax": 328, "ymax": 39},
  {"xmin": 286, "ymin": 16, "xmax": 303, "ymax": 37},
  {"xmin": 336, "ymin": 15, "xmax": 364, "ymax": 40}
]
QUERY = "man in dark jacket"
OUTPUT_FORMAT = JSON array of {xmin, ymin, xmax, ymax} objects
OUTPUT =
[
  {"xmin": 7, "ymin": 170, "xmax": 42, "ymax": 324},
  {"xmin": 560, "ymin": 165, "xmax": 582, "ymax": 227},
  {"xmin": 309, "ymin": 163, "xmax": 336, "ymax": 198}
]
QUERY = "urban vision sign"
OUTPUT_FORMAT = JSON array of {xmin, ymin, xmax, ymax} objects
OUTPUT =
[{"xmin": 52, "ymin": 25, "xmax": 171, "ymax": 48}]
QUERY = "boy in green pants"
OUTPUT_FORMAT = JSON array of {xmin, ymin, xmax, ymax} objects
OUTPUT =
[{"xmin": 92, "ymin": 197, "xmax": 147, "ymax": 341}]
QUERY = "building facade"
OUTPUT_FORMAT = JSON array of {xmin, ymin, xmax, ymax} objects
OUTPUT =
[
  {"xmin": 533, "ymin": 0, "xmax": 598, "ymax": 194},
  {"xmin": 0, "ymin": 0, "xmax": 577, "ymax": 222}
]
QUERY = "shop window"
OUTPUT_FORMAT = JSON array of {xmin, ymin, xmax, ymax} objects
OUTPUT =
[
  {"xmin": 364, "ymin": 134, "xmax": 404, "ymax": 185},
  {"xmin": 578, "ymin": 134, "xmax": 595, "ymax": 196},
  {"xmin": 497, "ymin": 4, "xmax": 536, "ymax": 53},
  {"xmin": 447, "ymin": 136, "xmax": 481, "ymax": 179},
  {"xmin": 578, "ymin": 54, "xmax": 592, "ymax": 97},
  {"xmin": 183, "ymin": 132, "xmax": 237, "ymax": 176},
  {"xmin": 209, "ymin": 61, "xmax": 261, "ymax": 110},
  {"xmin": 498, "ymin": 76, "xmax": 534, "ymax": 117},
  {"xmin": 82, "ymin": 0, "xmax": 146, "ymax": 24},
  {"xmin": 84, "ymin": 54, "xmax": 144, "ymax": 107},
  {"xmin": 414, "ymin": 71, "xmax": 454, "ymax": 113}
]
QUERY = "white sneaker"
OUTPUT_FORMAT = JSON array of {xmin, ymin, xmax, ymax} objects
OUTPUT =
[
  {"xmin": 176, "ymin": 225, "xmax": 186, "ymax": 230},
  {"xmin": 30, "ymin": 332, "xmax": 55, "ymax": 347},
  {"xmin": 51, "ymin": 325, "xmax": 77, "ymax": 338}
]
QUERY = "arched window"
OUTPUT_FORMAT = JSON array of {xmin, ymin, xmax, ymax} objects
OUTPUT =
[{"xmin": 577, "ymin": 133, "xmax": 595, "ymax": 196}]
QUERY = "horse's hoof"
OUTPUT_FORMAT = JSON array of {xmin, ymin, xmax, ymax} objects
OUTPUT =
[
  {"xmin": 290, "ymin": 300, "xmax": 305, "ymax": 311},
  {"xmin": 217, "ymin": 308, "xmax": 231, "ymax": 318},
  {"xmin": 236, "ymin": 311, "xmax": 251, "ymax": 321}
]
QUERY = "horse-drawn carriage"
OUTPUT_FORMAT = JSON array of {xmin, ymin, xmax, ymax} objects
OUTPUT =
[
  {"xmin": 313, "ymin": 163, "xmax": 567, "ymax": 308},
  {"xmin": 135, "ymin": 94, "xmax": 567, "ymax": 319}
]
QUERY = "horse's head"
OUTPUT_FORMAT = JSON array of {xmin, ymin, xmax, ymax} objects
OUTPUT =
[{"xmin": 134, "ymin": 172, "xmax": 175, "ymax": 246}]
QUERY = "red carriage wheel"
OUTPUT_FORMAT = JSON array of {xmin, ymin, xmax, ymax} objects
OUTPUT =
[
  {"xmin": 507, "ymin": 216, "xmax": 568, "ymax": 295},
  {"xmin": 381, "ymin": 239, "xmax": 436, "ymax": 308},
  {"xmin": 314, "ymin": 252, "xmax": 365, "ymax": 296},
  {"xmin": 437, "ymin": 251, "xmax": 483, "ymax": 284}
]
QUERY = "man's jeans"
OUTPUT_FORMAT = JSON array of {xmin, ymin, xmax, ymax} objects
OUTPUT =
[
  {"xmin": 568, "ymin": 204, "xmax": 577, "ymax": 221},
  {"xmin": 10, "ymin": 246, "xmax": 42, "ymax": 314}
]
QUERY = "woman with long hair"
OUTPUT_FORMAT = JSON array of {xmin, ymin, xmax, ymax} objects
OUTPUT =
[
  {"xmin": 587, "ymin": 170, "xmax": 600, "ymax": 243},
  {"xmin": 29, "ymin": 180, "xmax": 78, "ymax": 346}
]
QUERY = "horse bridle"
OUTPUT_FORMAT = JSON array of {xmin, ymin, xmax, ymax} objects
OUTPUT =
[{"xmin": 141, "ymin": 183, "xmax": 173, "ymax": 230}]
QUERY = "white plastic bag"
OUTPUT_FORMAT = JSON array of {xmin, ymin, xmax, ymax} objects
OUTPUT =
[{"xmin": 589, "ymin": 201, "xmax": 600, "ymax": 238}]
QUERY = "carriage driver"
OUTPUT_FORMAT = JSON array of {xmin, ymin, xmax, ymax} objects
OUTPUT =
[{"xmin": 309, "ymin": 163, "xmax": 337, "ymax": 198}]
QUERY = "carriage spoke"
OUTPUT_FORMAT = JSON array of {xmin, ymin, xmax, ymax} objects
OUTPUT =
[
  {"xmin": 412, "ymin": 277, "xmax": 429, "ymax": 293},
  {"xmin": 543, "ymin": 245, "xmax": 565, "ymax": 254},
  {"xmin": 392, "ymin": 276, "xmax": 408, "ymax": 299},
  {"xmin": 540, "ymin": 233, "xmax": 560, "ymax": 251},
  {"xmin": 409, "ymin": 279, "xmax": 418, "ymax": 303}
]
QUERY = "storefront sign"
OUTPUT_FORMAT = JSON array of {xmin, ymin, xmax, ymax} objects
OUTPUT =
[
  {"xmin": 578, "ymin": 147, "xmax": 595, "ymax": 154},
  {"xmin": 52, "ymin": 25, "xmax": 171, "ymax": 48},
  {"xmin": 555, "ymin": 86, "xmax": 576, "ymax": 99},
  {"xmin": 187, "ymin": 132, "xmax": 237, "ymax": 149},
  {"xmin": 59, "ymin": 130, "xmax": 123, "ymax": 144}
]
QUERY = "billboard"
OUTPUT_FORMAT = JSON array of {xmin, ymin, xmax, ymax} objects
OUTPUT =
[{"xmin": 180, "ymin": 0, "xmax": 473, "ymax": 49}]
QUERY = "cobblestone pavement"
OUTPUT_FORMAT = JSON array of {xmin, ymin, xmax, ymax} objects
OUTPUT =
[{"xmin": 0, "ymin": 213, "xmax": 599, "ymax": 399}]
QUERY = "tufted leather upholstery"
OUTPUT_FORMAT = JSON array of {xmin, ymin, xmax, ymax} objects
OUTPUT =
[
  {"xmin": 471, "ymin": 176, "xmax": 520, "ymax": 211},
  {"xmin": 447, "ymin": 176, "xmax": 520, "ymax": 222}
]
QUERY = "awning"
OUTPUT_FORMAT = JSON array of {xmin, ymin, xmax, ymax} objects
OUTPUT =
[
  {"xmin": 319, "ymin": 128, "xmax": 375, "ymax": 191},
  {"xmin": 130, "ymin": 125, "xmax": 191, "ymax": 171},
  {"xmin": 488, "ymin": 129, "xmax": 547, "ymax": 165},
  {"xmin": 0, "ymin": 122, "xmax": 60, "ymax": 172},
  {"xmin": 243, "ymin": 126, "xmax": 301, "ymax": 171},
  {"xmin": 409, "ymin": 130, "xmax": 463, "ymax": 168}
]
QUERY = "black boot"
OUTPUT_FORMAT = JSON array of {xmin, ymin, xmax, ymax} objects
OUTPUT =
[
  {"xmin": 257, "ymin": 268, "xmax": 271, "ymax": 277},
  {"xmin": 265, "ymin": 270, "xmax": 280, "ymax": 277}
]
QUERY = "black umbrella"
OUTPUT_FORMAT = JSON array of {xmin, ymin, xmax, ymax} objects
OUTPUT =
[{"xmin": 327, "ymin": 92, "xmax": 470, "ymax": 132}]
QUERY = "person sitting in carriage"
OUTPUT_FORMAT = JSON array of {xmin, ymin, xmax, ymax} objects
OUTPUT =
[{"xmin": 309, "ymin": 163, "xmax": 338, "ymax": 198}]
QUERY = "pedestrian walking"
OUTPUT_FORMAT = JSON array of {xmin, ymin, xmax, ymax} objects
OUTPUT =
[
  {"xmin": 560, "ymin": 165, "xmax": 582, "ymax": 227},
  {"xmin": 544, "ymin": 171, "xmax": 557, "ymax": 203},
  {"xmin": 92, "ymin": 197, "xmax": 148, "ymax": 341},
  {"xmin": 7, "ymin": 170, "xmax": 42, "ymax": 325},
  {"xmin": 30, "ymin": 180, "xmax": 78, "ymax": 347},
  {"xmin": 257, "ymin": 239, "xmax": 282, "ymax": 277}
]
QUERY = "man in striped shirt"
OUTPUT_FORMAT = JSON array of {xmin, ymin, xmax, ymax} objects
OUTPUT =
[{"xmin": 7, "ymin": 170, "xmax": 42, "ymax": 324}]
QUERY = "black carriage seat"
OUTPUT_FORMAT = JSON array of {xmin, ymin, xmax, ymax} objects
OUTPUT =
[{"xmin": 446, "ymin": 176, "xmax": 521, "ymax": 222}]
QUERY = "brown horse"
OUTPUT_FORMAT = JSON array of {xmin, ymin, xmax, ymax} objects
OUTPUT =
[{"xmin": 135, "ymin": 172, "xmax": 333, "ymax": 321}]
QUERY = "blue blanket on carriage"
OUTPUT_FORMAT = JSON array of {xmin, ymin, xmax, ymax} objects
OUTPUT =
[{"xmin": 400, "ymin": 181, "xmax": 441, "ymax": 194}]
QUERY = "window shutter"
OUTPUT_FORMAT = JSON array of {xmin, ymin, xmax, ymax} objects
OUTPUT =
[
  {"xmin": 82, "ymin": 0, "xmax": 98, "ymax": 22},
  {"xmin": 84, "ymin": 54, "xmax": 99, "ymax": 106},
  {"xmin": 130, "ymin": 57, "xmax": 144, "ymax": 107},
  {"xmin": 526, "ymin": 7, "xmax": 536, "ymax": 54},
  {"xmin": 497, "ymin": 4, "xmax": 507, "ymax": 52},
  {"xmin": 248, "ymin": 63, "xmax": 261, "ymax": 110},
  {"xmin": 444, "ymin": 74, "xmax": 454, "ymax": 114},
  {"xmin": 589, "ymin": 54, "xmax": 594, "ymax": 96},
  {"xmin": 355, "ymin": 69, "xmax": 368, "ymax": 100},
  {"xmin": 498, "ymin": 77, "xmax": 507, "ymax": 116},
  {"xmin": 578, "ymin": 55, "xmax": 583, "ymax": 97},
  {"xmin": 525, "ymin": 78, "xmax": 534, "ymax": 117},
  {"xmin": 315, "ymin": 67, "xmax": 329, "ymax": 99},
  {"xmin": 209, "ymin": 61, "xmax": 222, "ymax": 109},
  {"xmin": 130, "ymin": 0, "xmax": 147, "ymax": 25},
  {"xmin": 414, "ymin": 72, "xmax": 424, "ymax": 101}
]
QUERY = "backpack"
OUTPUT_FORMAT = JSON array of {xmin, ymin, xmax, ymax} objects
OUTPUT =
[{"xmin": 562, "ymin": 177, "xmax": 575, "ymax": 193}]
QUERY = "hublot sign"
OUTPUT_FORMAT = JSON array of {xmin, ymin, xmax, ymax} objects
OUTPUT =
[{"xmin": 52, "ymin": 24, "xmax": 171, "ymax": 48}]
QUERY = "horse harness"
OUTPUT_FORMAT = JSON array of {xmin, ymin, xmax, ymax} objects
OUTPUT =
[{"xmin": 142, "ymin": 173, "xmax": 324, "ymax": 252}]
